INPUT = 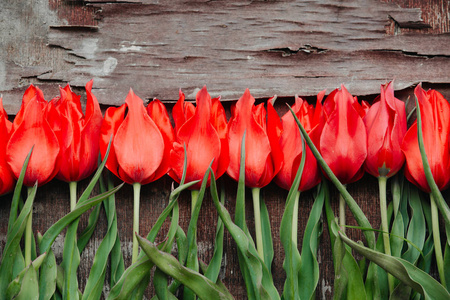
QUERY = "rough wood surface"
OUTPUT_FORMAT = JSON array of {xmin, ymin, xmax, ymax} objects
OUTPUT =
[
  {"xmin": 0, "ymin": 0, "xmax": 449, "ymax": 299},
  {"xmin": 1, "ymin": 0, "xmax": 449, "ymax": 113}
]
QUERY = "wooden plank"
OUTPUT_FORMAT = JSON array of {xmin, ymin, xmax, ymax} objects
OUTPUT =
[{"xmin": 1, "ymin": 0, "xmax": 450, "ymax": 113}]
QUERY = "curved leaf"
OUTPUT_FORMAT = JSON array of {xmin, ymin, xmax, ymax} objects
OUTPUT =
[
  {"xmin": 137, "ymin": 235, "xmax": 233, "ymax": 300},
  {"xmin": 339, "ymin": 231, "xmax": 450, "ymax": 299}
]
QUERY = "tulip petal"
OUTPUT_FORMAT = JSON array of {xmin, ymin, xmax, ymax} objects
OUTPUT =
[
  {"xmin": 171, "ymin": 87, "xmax": 220, "ymax": 188},
  {"xmin": 320, "ymin": 86, "xmax": 367, "ymax": 184},
  {"xmin": 0, "ymin": 98, "xmax": 14, "ymax": 195},
  {"xmin": 147, "ymin": 99, "xmax": 175, "ymax": 181},
  {"xmin": 7, "ymin": 98, "xmax": 60, "ymax": 187},
  {"xmin": 74, "ymin": 81, "xmax": 103, "ymax": 181},
  {"xmin": 100, "ymin": 104, "xmax": 132, "ymax": 183},
  {"xmin": 364, "ymin": 82, "xmax": 406, "ymax": 177},
  {"xmin": 227, "ymin": 89, "xmax": 271, "ymax": 187},
  {"xmin": 113, "ymin": 90, "xmax": 165, "ymax": 184},
  {"xmin": 401, "ymin": 85, "xmax": 450, "ymax": 191},
  {"xmin": 211, "ymin": 96, "xmax": 229, "ymax": 179}
]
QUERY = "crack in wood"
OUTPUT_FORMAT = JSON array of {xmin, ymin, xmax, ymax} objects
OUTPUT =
[{"xmin": 268, "ymin": 45, "xmax": 328, "ymax": 56}]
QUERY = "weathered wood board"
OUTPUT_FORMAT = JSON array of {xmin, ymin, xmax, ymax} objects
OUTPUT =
[
  {"xmin": 0, "ymin": 0, "xmax": 449, "ymax": 299},
  {"xmin": 1, "ymin": 0, "xmax": 449, "ymax": 113}
]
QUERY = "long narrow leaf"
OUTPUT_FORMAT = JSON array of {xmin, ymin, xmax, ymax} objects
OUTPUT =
[
  {"xmin": 137, "ymin": 235, "xmax": 233, "ymax": 300},
  {"xmin": 289, "ymin": 105, "xmax": 375, "ymax": 249},
  {"xmin": 8, "ymin": 148, "xmax": 33, "ymax": 234},
  {"xmin": 280, "ymin": 126, "xmax": 306, "ymax": 299},
  {"xmin": 6, "ymin": 253, "xmax": 46, "ymax": 299},
  {"xmin": 39, "ymin": 183, "xmax": 124, "ymax": 254},
  {"xmin": 339, "ymin": 231, "xmax": 450, "ymax": 299},
  {"xmin": 204, "ymin": 184, "xmax": 225, "ymax": 283},
  {"xmin": 15, "ymin": 264, "xmax": 39, "ymax": 300},
  {"xmin": 210, "ymin": 169, "xmax": 280, "ymax": 300},
  {"xmin": 298, "ymin": 184, "xmax": 325, "ymax": 300},
  {"xmin": 184, "ymin": 166, "xmax": 213, "ymax": 300},
  {"xmin": 108, "ymin": 180, "xmax": 197, "ymax": 299},
  {"xmin": 82, "ymin": 182, "xmax": 121, "ymax": 299},
  {"xmin": 0, "ymin": 182, "xmax": 37, "ymax": 299}
]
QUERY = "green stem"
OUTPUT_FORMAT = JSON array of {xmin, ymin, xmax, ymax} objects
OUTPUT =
[
  {"xmin": 292, "ymin": 191, "xmax": 300, "ymax": 248},
  {"xmin": 132, "ymin": 182, "xmax": 141, "ymax": 264},
  {"xmin": 431, "ymin": 193, "xmax": 446, "ymax": 288},
  {"xmin": 379, "ymin": 176, "xmax": 394, "ymax": 294},
  {"xmin": 25, "ymin": 186, "xmax": 33, "ymax": 265},
  {"xmin": 191, "ymin": 190, "xmax": 199, "ymax": 218},
  {"xmin": 339, "ymin": 190, "xmax": 346, "ymax": 234},
  {"xmin": 69, "ymin": 181, "xmax": 77, "ymax": 211},
  {"xmin": 191, "ymin": 189, "xmax": 199, "ymax": 245},
  {"xmin": 252, "ymin": 187, "xmax": 264, "ymax": 260}
]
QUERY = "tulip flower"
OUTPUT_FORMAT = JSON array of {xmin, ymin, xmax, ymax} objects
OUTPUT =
[
  {"xmin": 227, "ymin": 89, "xmax": 282, "ymax": 263},
  {"xmin": 275, "ymin": 93, "xmax": 323, "ymax": 192},
  {"xmin": 6, "ymin": 85, "xmax": 60, "ymax": 264},
  {"xmin": 401, "ymin": 85, "xmax": 450, "ymax": 287},
  {"xmin": 0, "ymin": 98, "xmax": 14, "ymax": 196},
  {"xmin": 170, "ymin": 86, "xmax": 229, "ymax": 189},
  {"xmin": 364, "ymin": 82, "xmax": 407, "ymax": 293},
  {"xmin": 100, "ymin": 89, "xmax": 173, "ymax": 263},
  {"xmin": 401, "ymin": 86, "xmax": 450, "ymax": 192},
  {"xmin": 319, "ymin": 85, "xmax": 367, "ymax": 232},
  {"xmin": 46, "ymin": 81, "xmax": 103, "ymax": 210},
  {"xmin": 365, "ymin": 82, "xmax": 406, "ymax": 178},
  {"xmin": 7, "ymin": 86, "xmax": 60, "ymax": 187}
]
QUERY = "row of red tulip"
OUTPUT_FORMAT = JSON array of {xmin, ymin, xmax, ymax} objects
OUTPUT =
[{"xmin": 0, "ymin": 81, "xmax": 448, "ymax": 196}]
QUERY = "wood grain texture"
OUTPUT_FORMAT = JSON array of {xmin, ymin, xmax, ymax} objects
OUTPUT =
[
  {"xmin": 0, "ymin": 0, "xmax": 449, "ymax": 299},
  {"xmin": 1, "ymin": 0, "xmax": 450, "ymax": 113}
]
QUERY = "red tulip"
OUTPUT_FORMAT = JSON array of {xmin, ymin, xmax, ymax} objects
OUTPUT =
[
  {"xmin": 319, "ymin": 85, "xmax": 367, "ymax": 184},
  {"xmin": 47, "ymin": 80, "xmax": 103, "ymax": 182},
  {"xmin": 0, "ymin": 98, "xmax": 15, "ymax": 195},
  {"xmin": 401, "ymin": 85, "xmax": 450, "ymax": 192},
  {"xmin": 275, "ymin": 92, "xmax": 324, "ymax": 191},
  {"xmin": 99, "ymin": 89, "xmax": 173, "ymax": 185},
  {"xmin": 227, "ymin": 89, "xmax": 283, "ymax": 188},
  {"xmin": 6, "ymin": 85, "xmax": 60, "ymax": 187},
  {"xmin": 170, "ymin": 87, "xmax": 228, "ymax": 189},
  {"xmin": 364, "ymin": 82, "xmax": 407, "ymax": 178}
]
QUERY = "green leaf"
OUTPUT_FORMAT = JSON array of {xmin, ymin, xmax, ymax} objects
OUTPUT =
[
  {"xmin": 77, "ymin": 202, "xmax": 101, "ymax": 254},
  {"xmin": 280, "ymin": 128, "xmax": 306, "ymax": 299},
  {"xmin": 402, "ymin": 186, "xmax": 426, "ymax": 265},
  {"xmin": 103, "ymin": 174, "xmax": 124, "ymax": 287},
  {"xmin": 107, "ymin": 180, "xmax": 195, "ymax": 300},
  {"xmin": 82, "ymin": 183, "xmax": 120, "ymax": 300},
  {"xmin": 339, "ymin": 231, "xmax": 450, "ymax": 299},
  {"xmin": 204, "ymin": 184, "xmax": 225, "ymax": 283},
  {"xmin": 39, "ymin": 249, "xmax": 57, "ymax": 300},
  {"xmin": 288, "ymin": 105, "xmax": 375, "ymax": 249},
  {"xmin": 106, "ymin": 257, "xmax": 153, "ymax": 300},
  {"xmin": 324, "ymin": 181, "xmax": 367, "ymax": 300},
  {"xmin": 184, "ymin": 166, "xmax": 212, "ymax": 300},
  {"xmin": 39, "ymin": 183, "xmax": 124, "ymax": 255},
  {"xmin": 137, "ymin": 235, "xmax": 233, "ymax": 300},
  {"xmin": 259, "ymin": 195, "xmax": 274, "ymax": 273},
  {"xmin": 210, "ymin": 169, "xmax": 280, "ymax": 300},
  {"xmin": 15, "ymin": 265, "xmax": 39, "ymax": 300},
  {"xmin": 62, "ymin": 219, "xmax": 81, "ymax": 300},
  {"xmin": 0, "ymin": 181, "xmax": 37, "ymax": 299},
  {"xmin": 298, "ymin": 184, "xmax": 325, "ymax": 300},
  {"xmin": 7, "ymin": 148, "xmax": 33, "ymax": 234},
  {"xmin": 6, "ymin": 253, "xmax": 46, "ymax": 299}
]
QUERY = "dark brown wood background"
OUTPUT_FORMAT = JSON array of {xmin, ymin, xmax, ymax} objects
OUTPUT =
[{"xmin": 0, "ymin": 0, "xmax": 449, "ymax": 299}]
